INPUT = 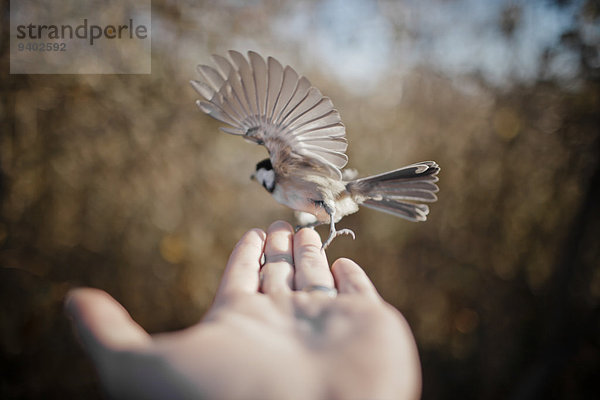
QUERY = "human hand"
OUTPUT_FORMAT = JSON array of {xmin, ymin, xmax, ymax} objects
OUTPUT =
[{"xmin": 66, "ymin": 221, "xmax": 421, "ymax": 400}]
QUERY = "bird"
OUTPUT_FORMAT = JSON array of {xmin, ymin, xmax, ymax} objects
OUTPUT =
[{"xmin": 191, "ymin": 50, "xmax": 440, "ymax": 249}]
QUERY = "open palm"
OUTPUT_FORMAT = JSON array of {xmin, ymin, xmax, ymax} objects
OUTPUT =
[{"xmin": 67, "ymin": 222, "xmax": 421, "ymax": 400}]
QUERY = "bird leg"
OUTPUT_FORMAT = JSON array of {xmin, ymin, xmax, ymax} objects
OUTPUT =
[{"xmin": 322, "ymin": 204, "xmax": 355, "ymax": 250}]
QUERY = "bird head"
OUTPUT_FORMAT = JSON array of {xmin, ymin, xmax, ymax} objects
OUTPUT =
[{"xmin": 251, "ymin": 158, "xmax": 275, "ymax": 193}]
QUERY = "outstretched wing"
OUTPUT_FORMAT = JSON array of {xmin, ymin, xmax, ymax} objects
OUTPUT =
[{"xmin": 191, "ymin": 50, "xmax": 348, "ymax": 179}]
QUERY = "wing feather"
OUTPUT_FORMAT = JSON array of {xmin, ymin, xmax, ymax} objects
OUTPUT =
[
  {"xmin": 287, "ymin": 98, "xmax": 337, "ymax": 131},
  {"xmin": 220, "ymin": 126, "xmax": 245, "ymax": 136},
  {"xmin": 229, "ymin": 50, "xmax": 258, "ymax": 118},
  {"xmin": 298, "ymin": 138, "xmax": 347, "ymax": 152},
  {"xmin": 197, "ymin": 65, "xmax": 225, "ymax": 92},
  {"xmin": 272, "ymin": 67, "xmax": 300, "ymax": 124},
  {"xmin": 290, "ymin": 110, "xmax": 343, "ymax": 134},
  {"xmin": 217, "ymin": 86, "xmax": 247, "ymax": 123},
  {"xmin": 190, "ymin": 79, "xmax": 214, "ymax": 100},
  {"xmin": 276, "ymin": 77, "xmax": 311, "ymax": 125},
  {"xmin": 300, "ymin": 144, "xmax": 348, "ymax": 167},
  {"xmin": 210, "ymin": 54, "xmax": 252, "ymax": 122},
  {"xmin": 266, "ymin": 57, "xmax": 284, "ymax": 120},
  {"xmin": 211, "ymin": 54, "xmax": 234, "ymax": 79},
  {"xmin": 196, "ymin": 100, "xmax": 238, "ymax": 127},
  {"xmin": 249, "ymin": 51, "xmax": 268, "ymax": 119},
  {"xmin": 191, "ymin": 83, "xmax": 245, "ymax": 127},
  {"xmin": 225, "ymin": 69, "xmax": 253, "ymax": 125},
  {"xmin": 281, "ymin": 87, "xmax": 324, "ymax": 127},
  {"xmin": 193, "ymin": 51, "xmax": 348, "ymax": 179},
  {"xmin": 294, "ymin": 122, "xmax": 345, "ymax": 137}
]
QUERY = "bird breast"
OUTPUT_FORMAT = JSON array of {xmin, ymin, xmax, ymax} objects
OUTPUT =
[{"xmin": 271, "ymin": 175, "xmax": 358, "ymax": 223}]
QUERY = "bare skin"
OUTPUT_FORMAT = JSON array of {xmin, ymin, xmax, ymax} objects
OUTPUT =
[{"xmin": 66, "ymin": 221, "xmax": 421, "ymax": 400}]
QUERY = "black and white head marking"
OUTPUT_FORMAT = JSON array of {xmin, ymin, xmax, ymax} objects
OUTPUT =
[{"xmin": 255, "ymin": 158, "xmax": 275, "ymax": 193}]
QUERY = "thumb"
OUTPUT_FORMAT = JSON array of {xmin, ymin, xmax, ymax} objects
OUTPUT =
[{"xmin": 65, "ymin": 288, "xmax": 152, "ymax": 355}]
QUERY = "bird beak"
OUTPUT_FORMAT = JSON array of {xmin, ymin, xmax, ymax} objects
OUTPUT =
[{"xmin": 250, "ymin": 173, "xmax": 255, "ymax": 181}]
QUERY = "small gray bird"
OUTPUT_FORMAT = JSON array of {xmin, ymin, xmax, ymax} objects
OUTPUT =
[{"xmin": 191, "ymin": 51, "xmax": 440, "ymax": 249}]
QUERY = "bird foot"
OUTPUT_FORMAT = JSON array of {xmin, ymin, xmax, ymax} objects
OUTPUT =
[{"xmin": 322, "ymin": 228, "xmax": 355, "ymax": 250}]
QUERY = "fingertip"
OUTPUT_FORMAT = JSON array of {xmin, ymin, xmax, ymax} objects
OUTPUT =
[
  {"xmin": 220, "ymin": 227, "xmax": 266, "ymax": 296},
  {"xmin": 233, "ymin": 228, "xmax": 267, "ymax": 253},
  {"xmin": 331, "ymin": 257, "xmax": 360, "ymax": 273},
  {"xmin": 64, "ymin": 287, "xmax": 112, "ymax": 319},
  {"xmin": 64, "ymin": 287, "xmax": 82, "ymax": 315},
  {"xmin": 294, "ymin": 227, "xmax": 327, "ymax": 266},
  {"xmin": 332, "ymin": 258, "xmax": 379, "ymax": 298},
  {"xmin": 293, "ymin": 225, "xmax": 332, "ymax": 290},
  {"xmin": 245, "ymin": 228, "xmax": 268, "ymax": 243},
  {"xmin": 261, "ymin": 220, "xmax": 295, "ymax": 294},
  {"xmin": 294, "ymin": 226, "xmax": 323, "ymax": 247},
  {"xmin": 267, "ymin": 220, "xmax": 294, "ymax": 234},
  {"xmin": 264, "ymin": 221, "xmax": 294, "ymax": 251},
  {"xmin": 331, "ymin": 258, "xmax": 361, "ymax": 284}
]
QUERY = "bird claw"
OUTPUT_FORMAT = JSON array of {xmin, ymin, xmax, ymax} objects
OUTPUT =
[{"xmin": 321, "ymin": 228, "xmax": 356, "ymax": 250}]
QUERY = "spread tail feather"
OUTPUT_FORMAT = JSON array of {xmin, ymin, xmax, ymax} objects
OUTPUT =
[
  {"xmin": 347, "ymin": 161, "xmax": 440, "ymax": 221},
  {"xmin": 362, "ymin": 198, "xmax": 430, "ymax": 221}
]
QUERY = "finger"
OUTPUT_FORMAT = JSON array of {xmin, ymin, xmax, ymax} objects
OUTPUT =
[
  {"xmin": 65, "ymin": 288, "xmax": 152, "ymax": 356},
  {"xmin": 217, "ymin": 228, "xmax": 266, "ymax": 298},
  {"xmin": 331, "ymin": 258, "xmax": 380, "ymax": 299},
  {"xmin": 260, "ymin": 221, "xmax": 294, "ymax": 294},
  {"xmin": 293, "ymin": 228, "xmax": 334, "ymax": 291}
]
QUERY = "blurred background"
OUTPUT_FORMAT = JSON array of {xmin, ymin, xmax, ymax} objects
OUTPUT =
[{"xmin": 1, "ymin": 0, "xmax": 599, "ymax": 398}]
